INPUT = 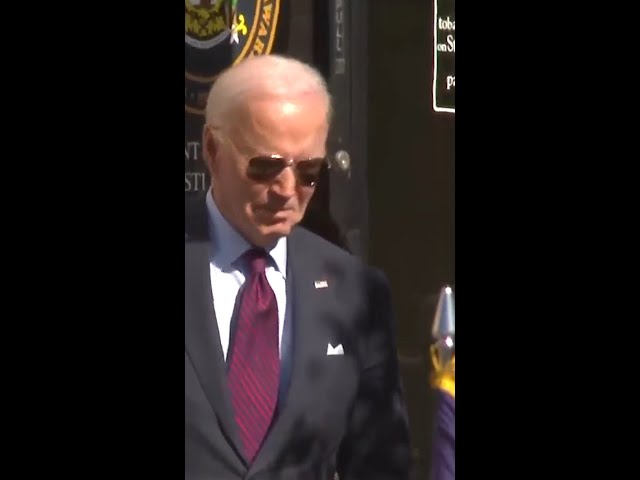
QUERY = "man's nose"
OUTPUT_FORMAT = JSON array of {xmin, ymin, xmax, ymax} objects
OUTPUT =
[{"xmin": 271, "ymin": 166, "xmax": 297, "ymax": 198}]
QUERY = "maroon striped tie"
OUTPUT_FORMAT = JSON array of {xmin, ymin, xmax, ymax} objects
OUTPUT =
[{"xmin": 227, "ymin": 248, "xmax": 280, "ymax": 463}]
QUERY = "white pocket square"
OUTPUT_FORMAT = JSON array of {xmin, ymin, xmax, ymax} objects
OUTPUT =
[{"xmin": 326, "ymin": 343, "xmax": 344, "ymax": 355}]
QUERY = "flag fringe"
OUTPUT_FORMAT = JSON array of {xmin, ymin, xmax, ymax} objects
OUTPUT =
[{"xmin": 430, "ymin": 345, "xmax": 455, "ymax": 398}]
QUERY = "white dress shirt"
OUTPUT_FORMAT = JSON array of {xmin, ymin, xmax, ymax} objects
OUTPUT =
[{"xmin": 206, "ymin": 192, "xmax": 287, "ymax": 360}]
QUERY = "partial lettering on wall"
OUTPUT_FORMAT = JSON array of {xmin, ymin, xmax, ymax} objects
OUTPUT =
[{"xmin": 185, "ymin": 0, "xmax": 282, "ymax": 193}]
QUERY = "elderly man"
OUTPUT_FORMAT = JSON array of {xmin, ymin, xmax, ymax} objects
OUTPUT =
[{"xmin": 185, "ymin": 54, "xmax": 412, "ymax": 479}]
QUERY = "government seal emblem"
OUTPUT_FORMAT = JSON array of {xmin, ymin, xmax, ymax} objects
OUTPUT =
[{"xmin": 185, "ymin": 0, "xmax": 282, "ymax": 116}]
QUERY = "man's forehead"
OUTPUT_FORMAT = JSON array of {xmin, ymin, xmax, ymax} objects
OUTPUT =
[
  {"xmin": 243, "ymin": 94, "xmax": 326, "ymax": 118},
  {"xmin": 229, "ymin": 96, "xmax": 326, "ymax": 131},
  {"xmin": 228, "ymin": 127, "xmax": 326, "ymax": 157}
]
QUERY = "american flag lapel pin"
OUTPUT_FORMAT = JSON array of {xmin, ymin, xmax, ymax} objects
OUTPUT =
[{"xmin": 314, "ymin": 280, "xmax": 328, "ymax": 289}]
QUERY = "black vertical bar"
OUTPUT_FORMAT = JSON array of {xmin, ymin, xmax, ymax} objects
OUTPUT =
[
  {"xmin": 327, "ymin": 0, "xmax": 352, "ymax": 223},
  {"xmin": 347, "ymin": 0, "xmax": 369, "ymax": 260},
  {"xmin": 326, "ymin": 0, "xmax": 369, "ymax": 259}
]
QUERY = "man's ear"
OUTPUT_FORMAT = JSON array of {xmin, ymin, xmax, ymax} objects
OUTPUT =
[{"xmin": 202, "ymin": 125, "xmax": 218, "ymax": 176}]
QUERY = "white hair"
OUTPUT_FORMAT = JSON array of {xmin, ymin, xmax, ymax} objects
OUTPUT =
[{"xmin": 205, "ymin": 54, "xmax": 332, "ymax": 131}]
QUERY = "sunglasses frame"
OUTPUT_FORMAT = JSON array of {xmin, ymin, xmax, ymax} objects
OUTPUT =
[
  {"xmin": 247, "ymin": 154, "xmax": 330, "ymax": 187},
  {"xmin": 206, "ymin": 125, "xmax": 330, "ymax": 187}
]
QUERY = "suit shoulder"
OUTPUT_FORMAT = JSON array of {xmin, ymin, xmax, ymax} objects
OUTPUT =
[
  {"xmin": 292, "ymin": 226, "xmax": 357, "ymax": 262},
  {"xmin": 291, "ymin": 227, "xmax": 388, "ymax": 282}
]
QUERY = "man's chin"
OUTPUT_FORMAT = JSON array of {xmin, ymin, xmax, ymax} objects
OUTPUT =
[
  {"xmin": 258, "ymin": 223, "xmax": 293, "ymax": 239},
  {"xmin": 243, "ymin": 219, "xmax": 293, "ymax": 245},
  {"xmin": 245, "ymin": 210, "xmax": 301, "ymax": 245}
]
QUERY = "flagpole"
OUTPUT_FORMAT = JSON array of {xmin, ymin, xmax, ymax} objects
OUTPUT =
[{"xmin": 429, "ymin": 285, "xmax": 455, "ymax": 480}]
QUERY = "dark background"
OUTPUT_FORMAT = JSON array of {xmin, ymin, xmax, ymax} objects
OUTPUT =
[
  {"xmin": 280, "ymin": 1, "xmax": 455, "ymax": 477},
  {"xmin": 368, "ymin": 1, "xmax": 454, "ymax": 476},
  {"xmin": 185, "ymin": 1, "xmax": 455, "ymax": 477}
]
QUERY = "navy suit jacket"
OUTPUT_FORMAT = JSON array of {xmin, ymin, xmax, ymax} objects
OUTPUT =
[{"xmin": 185, "ymin": 195, "xmax": 412, "ymax": 479}]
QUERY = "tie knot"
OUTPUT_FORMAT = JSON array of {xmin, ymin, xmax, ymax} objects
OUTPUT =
[{"xmin": 238, "ymin": 247, "xmax": 269, "ymax": 274}]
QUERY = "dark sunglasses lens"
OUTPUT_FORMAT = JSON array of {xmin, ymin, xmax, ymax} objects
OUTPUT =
[
  {"xmin": 295, "ymin": 158, "xmax": 325, "ymax": 186},
  {"xmin": 247, "ymin": 156, "xmax": 326, "ymax": 186},
  {"xmin": 247, "ymin": 157, "xmax": 286, "ymax": 182}
]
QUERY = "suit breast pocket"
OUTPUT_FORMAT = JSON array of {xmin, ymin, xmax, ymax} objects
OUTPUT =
[{"xmin": 318, "ymin": 352, "xmax": 359, "ymax": 414}]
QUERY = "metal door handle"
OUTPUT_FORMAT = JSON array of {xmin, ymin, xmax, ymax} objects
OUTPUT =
[{"xmin": 332, "ymin": 150, "xmax": 351, "ymax": 174}]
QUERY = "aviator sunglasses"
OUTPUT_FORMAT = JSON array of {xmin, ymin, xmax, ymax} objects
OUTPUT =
[
  {"xmin": 246, "ymin": 154, "xmax": 329, "ymax": 187},
  {"xmin": 208, "ymin": 126, "xmax": 329, "ymax": 187}
]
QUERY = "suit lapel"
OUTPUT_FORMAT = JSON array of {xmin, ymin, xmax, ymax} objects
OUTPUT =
[
  {"xmin": 184, "ymin": 195, "xmax": 246, "ymax": 465},
  {"xmin": 249, "ymin": 229, "xmax": 329, "ymax": 475}
]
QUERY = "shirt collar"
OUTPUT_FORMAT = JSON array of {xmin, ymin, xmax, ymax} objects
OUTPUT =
[{"xmin": 206, "ymin": 190, "xmax": 287, "ymax": 277}]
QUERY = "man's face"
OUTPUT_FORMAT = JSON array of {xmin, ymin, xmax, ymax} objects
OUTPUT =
[{"xmin": 204, "ymin": 94, "xmax": 328, "ymax": 247}]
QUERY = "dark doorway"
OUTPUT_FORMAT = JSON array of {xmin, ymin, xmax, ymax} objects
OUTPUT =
[{"xmin": 368, "ymin": 1, "xmax": 455, "ymax": 478}]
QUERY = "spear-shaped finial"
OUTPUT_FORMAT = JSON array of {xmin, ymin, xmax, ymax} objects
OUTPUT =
[
  {"xmin": 432, "ymin": 285, "xmax": 455, "ymax": 340},
  {"xmin": 430, "ymin": 285, "xmax": 455, "ymax": 386}
]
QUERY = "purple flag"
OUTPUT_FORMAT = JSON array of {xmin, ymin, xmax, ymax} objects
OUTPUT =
[
  {"xmin": 429, "ymin": 388, "xmax": 455, "ymax": 480},
  {"xmin": 429, "ymin": 285, "xmax": 455, "ymax": 479}
]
